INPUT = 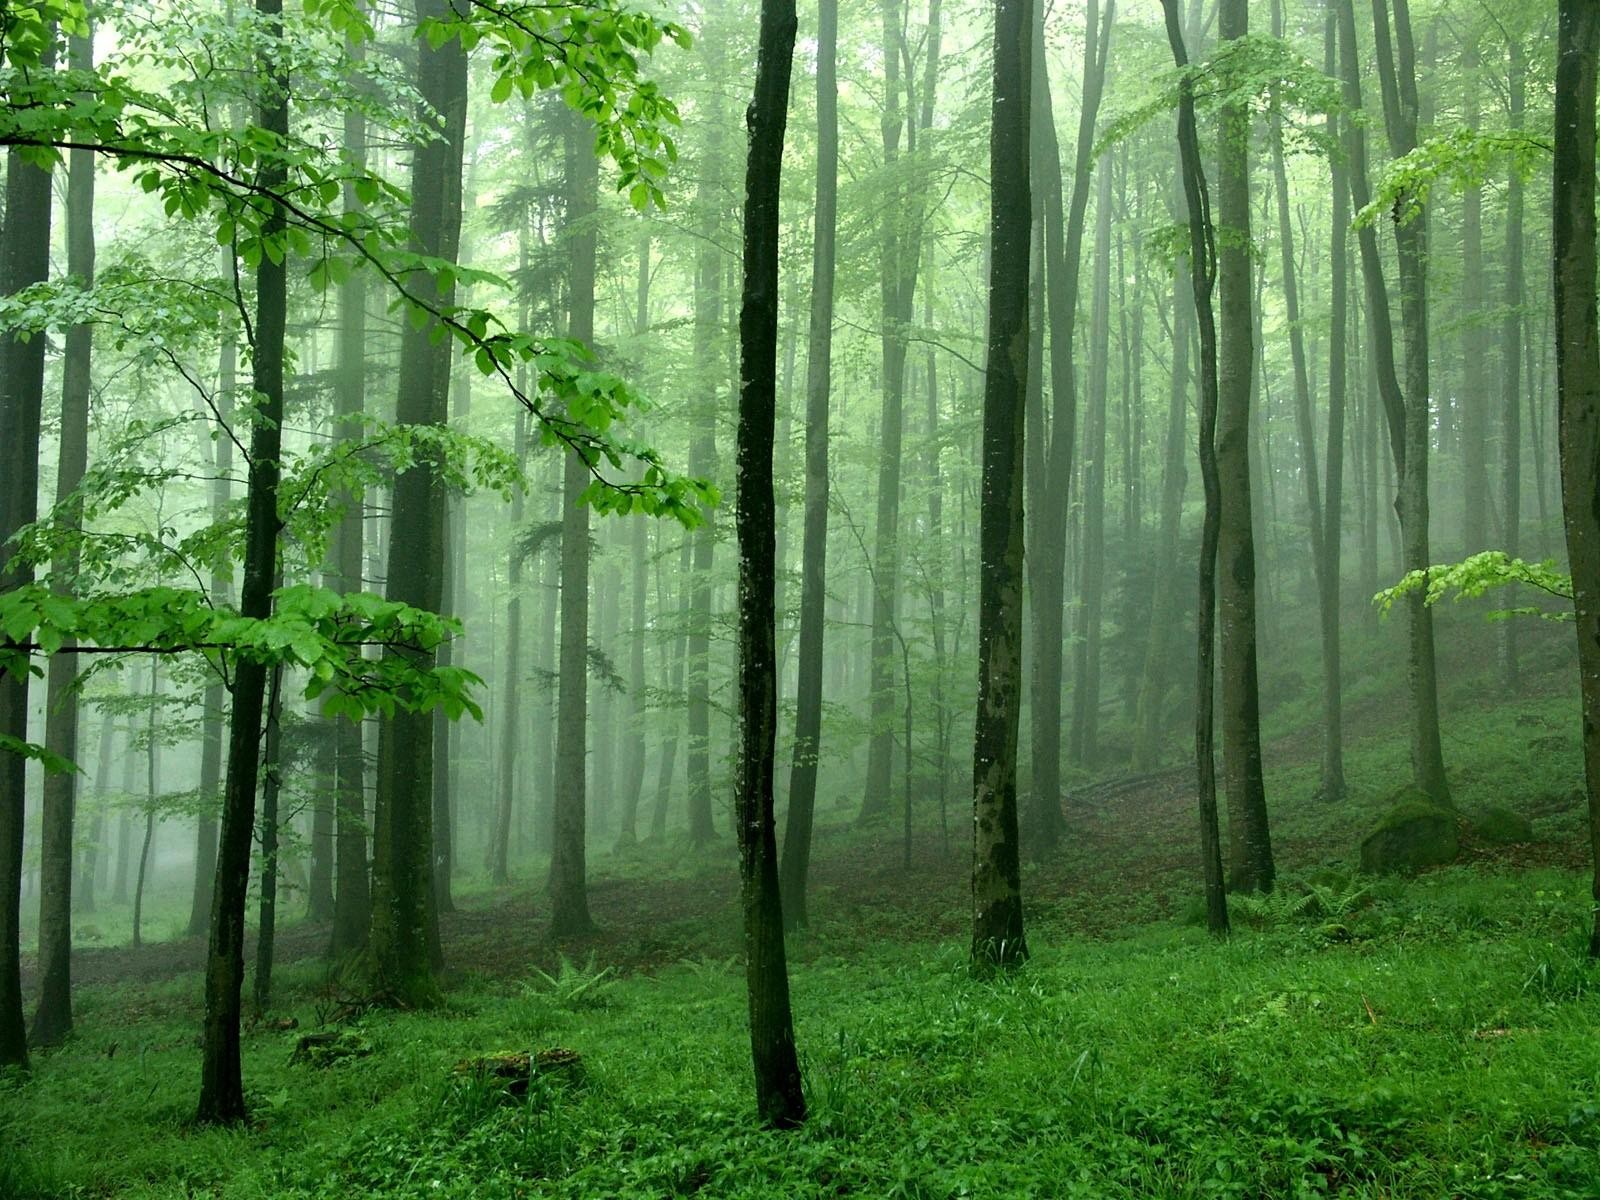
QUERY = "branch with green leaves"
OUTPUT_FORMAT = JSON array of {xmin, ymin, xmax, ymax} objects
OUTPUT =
[{"xmin": 1373, "ymin": 551, "xmax": 1573, "ymax": 622}]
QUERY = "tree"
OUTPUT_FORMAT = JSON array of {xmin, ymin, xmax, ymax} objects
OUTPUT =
[
  {"xmin": 1216, "ymin": 0, "xmax": 1273, "ymax": 894},
  {"xmin": 1553, "ymin": 0, "xmax": 1600, "ymax": 956},
  {"xmin": 733, "ymin": 0, "xmax": 805, "ymax": 1126},
  {"xmin": 368, "ymin": 0, "xmax": 469, "ymax": 1005},
  {"xmin": 778, "ymin": 0, "xmax": 837, "ymax": 931},
  {"xmin": 0, "ymin": 29, "xmax": 56, "ymax": 1074},
  {"xmin": 548, "ymin": 105, "xmax": 599, "ymax": 938},
  {"xmin": 30, "ymin": 24, "xmax": 94, "ymax": 1048},
  {"xmin": 196, "ymin": 0, "xmax": 289, "ymax": 1122},
  {"xmin": 971, "ymin": 0, "xmax": 1030, "ymax": 972},
  {"xmin": 1162, "ymin": 0, "xmax": 1228, "ymax": 938}
]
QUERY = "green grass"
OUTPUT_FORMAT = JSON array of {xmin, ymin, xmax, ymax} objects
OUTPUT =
[{"xmin": 5, "ymin": 865, "xmax": 1600, "ymax": 1199}]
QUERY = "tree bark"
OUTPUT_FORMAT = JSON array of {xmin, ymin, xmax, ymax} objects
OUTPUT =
[
  {"xmin": 197, "ymin": 0, "xmax": 286, "ymax": 1120},
  {"xmin": 971, "ymin": 0, "xmax": 1031, "ymax": 972},
  {"xmin": 549, "ymin": 107, "xmax": 598, "ymax": 937},
  {"xmin": 1501, "ymin": 37, "xmax": 1526, "ymax": 687},
  {"xmin": 735, "ymin": 0, "xmax": 806, "ymax": 1125},
  {"xmin": 31, "ymin": 26, "xmax": 93, "ymax": 1047},
  {"xmin": 779, "ymin": 0, "xmax": 837, "ymax": 929},
  {"xmin": 1554, "ymin": 0, "xmax": 1600, "ymax": 957}
]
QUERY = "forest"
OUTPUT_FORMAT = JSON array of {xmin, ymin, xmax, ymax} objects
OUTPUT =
[{"xmin": 3, "ymin": 0, "xmax": 1600, "ymax": 1194}]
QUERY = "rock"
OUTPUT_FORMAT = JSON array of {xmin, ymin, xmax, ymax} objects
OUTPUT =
[
  {"xmin": 1359, "ymin": 790, "xmax": 1459, "ymax": 875},
  {"xmin": 1474, "ymin": 806, "xmax": 1535, "ymax": 845}
]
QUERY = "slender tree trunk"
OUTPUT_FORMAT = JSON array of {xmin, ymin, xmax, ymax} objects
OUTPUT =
[
  {"xmin": 1459, "ymin": 37, "xmax": 1487, "ymax": 552},
  {"xmin": 1024, "ymin": 0, "xmax": 1112, "ymax": 853},
  {"xmin": 779, "ymin": 0, "xmax": 837, "ymax": 928},
  {"xmin": 0, "ymin": 32, "xmax": 55, "ymax": 1071},
  {"xmin": 736, "ymin": 0, "xmax": 806, "ymax": 1125},
  {"xmin": 253, "ymin": 668, "xmax": 285, "ymax": 1011},
  {"xmin": 650, "ymin": 536, "xmax": 691, "ymax": 840},
  {"xmin": 1501, "ymin": 38, "xmax": 1526, "ymax": 687},
  {"xmin": 368, "ymin": 0, "xmax": 468, "ymax": 1002},
  {"xmin": 549, "ymin": 108, "xmax": 598, "ymax": 937},
  {"xmin": 1215, "ymin": 0, "xmax": 1272, "ymax": 893},
  {"xmin": 618, "ymin": 512, "xmax": 649, "ymax": 846},
  {"xmin": 493, "ymin": 407, "xmax": 527, "ymax": 884},
  {"xmin": 76, "ymin": 711, "xmax": 115, "ymax": 916},
  {"xmin": 1162, "ymin": 0, "xmax": 1229, "ymax": 937},
  {"xmin": 197, "ymin": 0, "xmax": 286, "ymax": 1121},
  {"xmin": 971, "ymin": 0, "xmax": 1031, "ymax": 972},
  {"xmin": 1369, "ymin": 0, "xmax": 1450, "ymax": 803},
  {"xmin": 132, "ymin": 660, "xmax": 161, "ymax": 949},
  {"xmin": 32, "ymin": 28, "xmax": 93, "ymax": 1045},
  {"xmin": 1555, "ymin": 0, "xmax": 1600, "ymax": 956}
]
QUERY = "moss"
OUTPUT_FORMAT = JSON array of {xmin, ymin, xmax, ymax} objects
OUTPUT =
[
  {"xmin": 1475, "ymin": 806, "xmax": 1535, "ymax": 845},
  {"xmin": 1360, "ymin": 792, "xmax": 1459, "ymax": 875}
]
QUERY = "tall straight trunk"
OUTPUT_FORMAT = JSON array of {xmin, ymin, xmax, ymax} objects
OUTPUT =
[
  {"xmin": 112, "ymin": 751, "xmax": 133, "ymax": 905},
  {"xmin": 1460, "ymin": 38, "xmax": 1487, "ymax": 551},
  {"xmin": 619, "ymin": 512, "xmax": 649, "ymax": 845},
  {"xmin": 779, "ymin": 0, "xmax": 837, "ymax": 928},
  {"xmin": 32, "ymin": 27, "xmax": 94, "ymax": 1046},
  {"xmin": 369, "ymin": 0, "xmax": 468, "ymax": 1004},
  {"xmin": 1024, "ymin": 0, "xmax": 1112, "ymax": 853},
  {"xmin": 1316, "ymin": 0, "xmax": 1348, "ymax": 802},
  {"xmin": 534, "ymin": 459, "xmax": 559, "ymax": 854},
  {"xmin": 1501, "ymin": 38, "xmax": 1526, "ymax": 687},
  {"xmin": 971, "ymin": 0, "xmax": 1030, "ymax": 972},
  {"xmin": 329, "ymin": 91, "xmax": 371, "ymax": 958},
  {"xmin": 1070, "ymin": 159, "xmax": 1113, "ymax": 768},
  {"xmin": 685, "ymin": 71, "xmax": 724, "ymax": 846},
  {"xmin": 1132, "ymin": 266, "xmax": 1190, "ymax": 771},
  {"xmin": 253, "ymin": 668, "xmax": 284, "ymax": 1011},
  {"xmin": 650, "ymin": 536, "xmax": 692, "ymax": 839},
  {"xmin": 77, "ymin": 710, "xmax": 115, "ymax": 915},
  {"xmin": 1162, "ymin": 0, "xmax": 1229, "ymax": 937},
  {"xmin": 197, "ymin": 0, "xmax": 286, "ymax": 1121},
  {"xmin": 132, "ymin": 659, "xmax": 161, "ymax": 948},
  {"xmin": 493, "ymin": 406, "xmax": 527, "ymax": 884},
  {"xmin": 0, "ymin": 34, "xmax": 54, "ymax": 1071},
  {"xmin": 1369, "ymin": 0, "xmax": 1450, "ymax": 802},
  {"xmin": 1554, "ymin": 0, "xmax": 1600, "ymax": 956},
  {"xmin": 431, "ymin": 524, "xmax": 455, "ymax": 914},
  {"xmin": 862, "ymin": 0, "xmax": 909, "ymax": 823},
  {"xmin": 736, "ymin": 0, "xmax": 806, "ymax": 1126},
  {"xmin": 549, "ymin": 108, "xmax": 598, "ymax": 937},
  {"xmin": 308, "ymin": 718, "xmax": 334, "ymax": 920},
  {"xmin": 1216, "ymin": 0, "xmax": 1272, "ymax": 893}
]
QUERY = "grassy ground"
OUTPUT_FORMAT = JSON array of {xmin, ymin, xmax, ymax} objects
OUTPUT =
[{"xmin": 4, "ymin": 614, "xmax": 1598, "ymax": 1197}]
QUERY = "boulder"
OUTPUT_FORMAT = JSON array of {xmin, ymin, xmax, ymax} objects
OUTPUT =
[
  {"xmin": 1474, "ymin": 806, "xmax": 1535, "ymax": 845},
  {"xmin": 1360, "ymin": 791, "xmax": 1459, "ymax": 874}
]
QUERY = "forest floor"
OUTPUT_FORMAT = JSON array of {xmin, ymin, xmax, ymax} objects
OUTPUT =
[{"xmin": 7, "ymin": 616, "xmax": 1600, "ymax": 1197}]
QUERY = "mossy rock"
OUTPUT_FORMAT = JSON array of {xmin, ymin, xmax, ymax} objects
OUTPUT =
[
  {"xmin": 1474, "ymin": 806, "xmax": 1535, "ymax": 845},
  {"xmin": 1360, "ymin": 790, "xmax": 1459, "ymax": 875}
]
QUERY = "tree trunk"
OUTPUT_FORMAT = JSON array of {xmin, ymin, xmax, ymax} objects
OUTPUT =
[
  {"xmin": 76, "ymin": 710, "xmax": 115, "ymax": 916},
  {"xmin": 779, "ymin": 0, "xmax": 837, "ymax": 929},
  {"xmin": 1162, "ymin": 0, "xmax": 1229, "ymax": 937},
  {"xmin": 493, "ymin": 406, "xmax": 527, "ymax": 884},
  {"xmin": 132, "ymin": 660, "xmax": 161, "ymax": 949},
  {"xmin": 618, "ymin": 511, "xmax": 649, "ymax": 846},
  {"xmin": 1501, "ymin": 37, "xmax": 1526, "ymax": 687},
  {"xmin": 197, "ymin": 0, "xmax": 287, "ymax": 1121},
  {"xmin": 549, "ymin": 107, "xmax": 598, "ymax": 937},
  {"xmin": 1554, "ymin": 0, "xmax": 1600, "ymax": 956},
  {"xmin": 253, "ymin": 667, "xmax": 285, "ymax": 1011},
  {"xmin": 971, "ymin": 0, "xmax": 1031, "ymax": 972},
  {"xmin": 368, "ymin": 0, "xmax": 468, "ymax": 1003},
  {"xmin": 736, "ymin": 0, "xmax": 806, "ymax": 1126},
  {"xmin": 1368, "ymin": 0, "xmax": 1450, "ymax": 803},
  {"xmin": 1214, "ymin": 0, "xmax": 1273, "ymax": 894},
  {"xmin": 32, "ymin": 27, "xmax": 93, "ymax": 1046}
]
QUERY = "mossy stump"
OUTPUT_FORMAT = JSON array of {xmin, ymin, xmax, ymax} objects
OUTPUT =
[
  {"xmin": 1360, "ymin": 790, "xmax": 1459, "ymax": 875},
  {"xmin": 1474, "ymin": 806, "xmax": 1535, "ymax": 845},
  {"xmin": 451, "ymin": 1047, "xmax": 584, "ymax": 1098}
]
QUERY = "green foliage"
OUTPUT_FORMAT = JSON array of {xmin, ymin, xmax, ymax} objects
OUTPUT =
[
  {"xmin": 520, "ymin": 954, "xmax": 618, "ymax": 1013},
  {"xmin": 1374, "ymin": 551, "xmax": 1573, "ymax": 621},
  {"xmin": 1357, "ymin": 127, "xmax": 1551, "ymax": 228}
]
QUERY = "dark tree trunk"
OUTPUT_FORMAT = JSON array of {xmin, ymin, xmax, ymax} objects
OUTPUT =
[
  {"xmin": 493, "ymin": 406, "xmax": 527, "ymax": 884},
  {"xmin": 1216, "ymin": 0, "xmax": 1273, "ymax": 894},
  {"xmin": 132, "ymin": 660, "xmax": 161, "ymax": 948},
  {"xmin": 253, "ymin": 668, "xmax": 285, "ymax": 1011},
  {"xmin": 1460, "ymin": 37, "xmax": 1487, "ymax": 552},
  {"xmin": 779, "ymin": 0, "xmax": 837, "ymax": 929},
  {"xmin": 971, "ymin": 0, "xmax": 1031, "ymax": 972},
  {"xmin": 1501, "ymin": 38, "xmax": 1526, "ymax": 687},
  {"xmin": 1162, "ymin": 0, "xmax": 1229, "ymax": 938},
  {"xmin": 197, "ymin": 0, "xmax": 286, "ymax": 1121},
  {"xmin": 1368, "ymin": 0, "xmax": 1450, "ymax": 803},
  {"xmin": 1024, "ymin": 0, "xmax": 1112, "ymax": 852},
  {"xmin": 1553, "ymin": 0, "xmax": 1600, "ymax": 957},
  {"xmin": 549, "ymin": 108, "xmax": 598, "ymax": 937},
  {"xmin": 618, "ymin": 511, "xmax": 649, "ymax": 846},
  {"xmin": 735, "ymin": 0, "xmax": 806, "ymax": 1126},
  {"xmin": 0, "ymin": 31, "xmax": 54, "ymax": 1071},
  {"xmin": 32, "ymin": 27, "xmax": 93, "ymax": 1047},
  {"xmin": 328, "ymin": 84, "xmax": 371, "ymax": 958}
]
